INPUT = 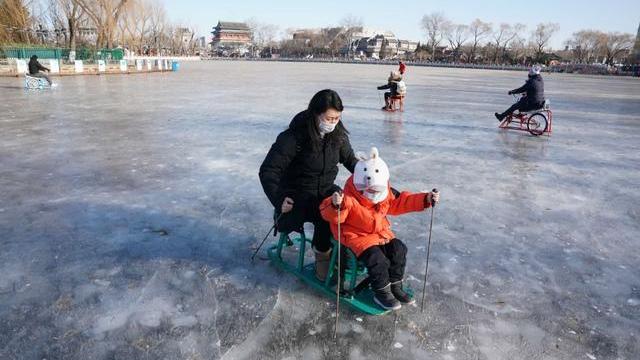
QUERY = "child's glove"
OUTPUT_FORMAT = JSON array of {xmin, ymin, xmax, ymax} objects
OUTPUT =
[
  {"xmin": 425, "ymin": 191, "xmax": 440, "ymax": 207},
  {"xmin": 332, "ymin": 191, "xmax": 344, "ymax": 208}
]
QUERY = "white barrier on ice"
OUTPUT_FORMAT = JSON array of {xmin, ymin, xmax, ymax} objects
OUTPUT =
[
  {"xmin": 74, "ymin": 60, "xmax": 83, "ymax": 73},
  {"xmin": 48, "ymin": 59, "xmax": 59, "ymax": 73}
]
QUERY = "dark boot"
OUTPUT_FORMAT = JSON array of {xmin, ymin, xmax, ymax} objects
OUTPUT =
[
  {"xmin": 495, "ymin": 112, "xmax": 504, "ymax": 121},
  {"xmin": 373, "ymin": 284, "xmax": 401, "ymax": 310},
  {"xmin": 390, "ymin": 281, "xmax": 415, "ymax": 305}
]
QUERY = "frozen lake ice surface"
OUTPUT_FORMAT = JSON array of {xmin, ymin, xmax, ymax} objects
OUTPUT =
[{"xmin": 1, "ymin": 61, "xmax": 639, "ymax": 360}]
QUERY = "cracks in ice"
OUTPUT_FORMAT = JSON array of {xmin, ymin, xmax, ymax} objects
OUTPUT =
[
  {"xmin": 204, "ymin": 266, "xmax": 223, "ymax": 359},
  {"xmin": 219, "ymin": 287, "xmax": 283, "ymax": 360}
]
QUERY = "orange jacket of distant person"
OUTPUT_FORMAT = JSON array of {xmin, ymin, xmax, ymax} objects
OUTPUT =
[{"xmin": 320, "ymin": 175, "xmax": 429, "ymax": 257}]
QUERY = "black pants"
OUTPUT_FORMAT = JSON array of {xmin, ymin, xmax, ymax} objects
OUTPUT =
[
  {"xmin": 501, "ymin": 98, "xmax": 543, "ymax": 117},
  {"xmin": 358, "ymin": 238, "xmax": 407, "ymax": 290},
  {"xmin": 276, "ymin": 195, "xmax": 332, "ymax": 252}
]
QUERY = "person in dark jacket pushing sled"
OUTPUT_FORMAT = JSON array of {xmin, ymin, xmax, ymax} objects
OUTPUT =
[{"xmin": 259, "ymin": 89, "xmax": 358, "ymax": 282}]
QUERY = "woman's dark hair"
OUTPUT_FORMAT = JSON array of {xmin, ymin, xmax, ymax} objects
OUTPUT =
[
  {"xmin": 305, "ymin": 89, "xmax": 349, "ymax": 150},
  {"xmin": 308, "ymin": 89, "xmax": 344, "ymax": 116},
  {"xmin": 30, "ymin": 55, "xmax": 38, "ymax": 61}
]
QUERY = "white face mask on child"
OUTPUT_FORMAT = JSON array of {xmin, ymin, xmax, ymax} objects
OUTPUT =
[{"xmin": 363, "ymin": 187, "xmax": 388, "ymax": 204}]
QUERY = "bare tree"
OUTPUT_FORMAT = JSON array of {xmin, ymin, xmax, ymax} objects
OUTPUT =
[
  {"xmin": 598, "ymin": 32, "xmax": 634, "ymax": 65},
  {"xmin": 246, "ymin": 18, "xmax": 280, "ymax": 56},
  {"xmin": 421, "ymin": 12, "xmax": 449, "ymax": 61},
  {"xmin": 70, "ymin": 0, "xmax": 130, "ymax": 48},
  {"xmin": 340, "ymin": 14, "xmax": 363, "ymax": 57},
  {"xmin": 491, "ymin": 23, "xmax": 513, "ymax": 64},
  {"xmin": 148, "ymin": 0, "xmax": 165, "ymax": 55},
  {"xmin": 531, "ymin": 22, "xmax": 559, "ymax": 62},
  {"xmin": 0, "ymin": 0, "xmax": 34, "ymax": 44},
  {"xmin": 509, "ymin": 35, "xmax": 528, "ymax": 64},
  {"xmin": 504, "ymin": 23, "xmax": 525, "ymax": 61},
  {"xmin": 117, "ymin": 0, "xmax": 152, "ymax": 55},
  {"xmin": 443, "ymin": 23, "xmax": 468, "ymax": 62},
  {"xmin": 565, "ymin": 30, "xmax": 601, "ymax": 63},
  {"xmin": 468, "ymin": 18, "xmax": 492, "ymax": 63},
  {"xmin": 53, "ymin": 0, "xmax": 84, "ymax": 54}
]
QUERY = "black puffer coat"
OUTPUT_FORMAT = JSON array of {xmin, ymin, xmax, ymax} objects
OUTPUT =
[
  {"xmin": 28, "ymin": 57, "xmax": 48, "ymax": 75},
  {"xmin": 511, "ymin": 74, "xmax": 545, "ymax": 106},
  {"xmin": 259, "ymin": 110, "xmax": 358, "ymax": 209}
]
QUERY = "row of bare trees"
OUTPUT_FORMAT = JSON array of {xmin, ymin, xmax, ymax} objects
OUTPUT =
[
  {"xmin": 1, "ymin": 0, "xmax": 200, "ymax": 56},
  {"xmin": 245, "ymin": 15, "xmax": 365, "ymax": 58},
  {"xmin": 564, "ymin": 30, "xmax": 635, "ymax": 65},
  {"xmin": 419, "ymin": 12, "xmax": 560, "ymax": 64},
  {"xmin": 240, "ymin": 12, "xmax": 636, "ymax": 65},
  {"xmin": 419, "ymin": 12, "xmax": 636, "ymax": 65}
]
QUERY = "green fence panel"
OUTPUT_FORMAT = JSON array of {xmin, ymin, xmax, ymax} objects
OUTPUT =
[{"xmin": 0, "ymin": 47, "xmax": 125, "ymax": 60}]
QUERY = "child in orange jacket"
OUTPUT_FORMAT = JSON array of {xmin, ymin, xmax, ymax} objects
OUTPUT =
[{"xmin": 320, "ymin": 147, "xmax": 439, "ymax": 310}]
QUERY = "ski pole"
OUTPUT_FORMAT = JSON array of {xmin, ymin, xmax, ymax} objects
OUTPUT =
[
  {"xmin": 421, "ymin": 188, "xmax": 438, "ymax": 313},
  {"xmin": 334, "ymin": 205, "xmax": 341, "ymax": 339},
  {"xmin": 251, "ymin": 213, "xmax": 283, "ymax": 262}
]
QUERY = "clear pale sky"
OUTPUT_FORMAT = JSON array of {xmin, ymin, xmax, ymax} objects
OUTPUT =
[{"xmin": 163, "ymin": 0, "xmax": 639, "ymax": 49}]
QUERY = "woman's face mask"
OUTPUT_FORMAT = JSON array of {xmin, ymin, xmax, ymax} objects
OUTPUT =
[
  {"xmin": 318, "ymin": 109, "xmax": 341, "ymax": 134},
  {"xmin": 319, "ymin": 121, "xmax": 337, "ymax": 134}
]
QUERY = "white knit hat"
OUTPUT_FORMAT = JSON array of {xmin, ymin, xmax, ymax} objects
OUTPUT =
[{"xmin": 529, "ymin": 65, "xmax": 542, "ymax": 75}]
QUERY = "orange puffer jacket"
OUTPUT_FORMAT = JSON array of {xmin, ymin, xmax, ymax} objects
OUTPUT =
[{"xmin": 320, "ymin": 175, "xmax": 429, "ymax": 257}]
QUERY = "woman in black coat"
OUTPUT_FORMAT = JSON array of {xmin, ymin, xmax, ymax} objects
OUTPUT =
[{"xmin": 259, "ymin": 89, "xmax": 357, "ymax": 281}]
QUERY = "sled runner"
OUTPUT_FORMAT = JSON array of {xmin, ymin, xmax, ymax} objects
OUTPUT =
[
  {"xmin": 382, "ymin": 95, "xmax": 405, "ymax": 112},
  {"xmin": 499, "ymin": 96, "xmax": 553, "ymax": 136},
  {"xmin": 24, "ymin": 74, "xmax": 51, "ymax": 90},
  {"xmin": 267, "ymin": 231, "xmax": 413, "ymax": 315}
]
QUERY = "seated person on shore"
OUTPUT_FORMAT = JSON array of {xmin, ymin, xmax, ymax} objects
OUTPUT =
[
  {"xmin": 495, "ymin": 65, "xmax": 545, "ymax": 121},
  {"xmin": 28, "ymin": 55, "xmax": 52, "ymax": 86},
  {"xmin": 320, "ymin": 147, "xmax": 439, "ymax": 310},
  {"xmin": 377, "ymin": 71, "xmax": 406, "ymax": 110}
]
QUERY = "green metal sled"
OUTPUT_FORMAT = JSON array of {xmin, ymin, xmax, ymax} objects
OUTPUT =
[{"xmin": 267, "ymin": 231, "xmax": 412, "ymax": 316}]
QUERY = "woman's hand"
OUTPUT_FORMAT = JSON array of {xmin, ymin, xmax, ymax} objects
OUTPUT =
[
  {"xmin": 281, "ymin": 197, "xmax": 294, "ymax": 214},
  {"xmin": 332, "ymin": 191, "xmax": 343, "ymax": 208},
  {"xmin": 427, "ymin": 191, "xmax": 440, "ymax": 206}
]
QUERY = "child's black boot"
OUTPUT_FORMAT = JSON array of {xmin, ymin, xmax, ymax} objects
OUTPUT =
[
  {"xmin": 373, "ymin": 284, "xmax": 401, "ymax": 310},
  {"xmin": 390, "ymin": 280, "xmax": 415, "ymax": 305}
]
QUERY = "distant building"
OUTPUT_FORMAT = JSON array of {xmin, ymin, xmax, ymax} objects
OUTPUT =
[
  {"xmin": 210, "ymin": 21, "xmax": 252, "ymax": 56},
  {"xmin": 292, "ymin": 29, "xmax": 321, "ymax": 42},
  {"xmin": 397, "ymin": 40, "xmax": 419, "ymax": 57},
  {"xmin": 177, "ymin": 28, "xmax": 193, "ymax": 45},
  {"xmin": 349, "ymin": 31, "xmax": 417, "ymax": 59},
  {"xmin": 195, "ymin": 36, "xmax": 207, "ymax": 49},
  {"xmin": 176, "ymin": 28, "xmax": 194, "ymax": 54}
]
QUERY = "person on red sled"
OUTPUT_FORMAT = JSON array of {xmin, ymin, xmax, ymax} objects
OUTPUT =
[
  {"xmin": 495, "ymin": 65, "xmax": 545, "ymax": 121},
  {"xmin": 377, "ymin": 71, "xmax": 406, "ymax": 111},
  {"xmin": 320, "ymin": 147, "xmax": 440, "ymax": 310}
]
